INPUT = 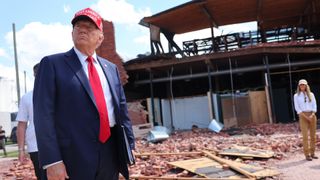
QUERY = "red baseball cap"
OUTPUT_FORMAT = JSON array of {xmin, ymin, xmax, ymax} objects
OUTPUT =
[{"xmin": 71, "ymin": 8, "xmax": 103, "ymax": 31}]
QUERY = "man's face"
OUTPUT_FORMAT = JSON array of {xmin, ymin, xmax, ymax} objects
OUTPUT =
[{"xmin": 72, "ymin": 19, "xmax": 104, "ymax": 50}]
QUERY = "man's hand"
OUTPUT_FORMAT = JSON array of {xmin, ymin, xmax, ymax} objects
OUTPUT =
[
  {"xmin": 18, "ymin": 151, "xmax": 28, "ymax": 164},
  {"xmin": 47, "ymin": 162, "xmax": 69, "ymax": 180}
]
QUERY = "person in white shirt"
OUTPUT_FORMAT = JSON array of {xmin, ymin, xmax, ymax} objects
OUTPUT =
[
  {"xmin": 16, "ymin": 63, "xmax": 46, "ymax": 180},
  {"xmin": 294, "ymin": 79, "xmax": 318, "ymax": 161}
]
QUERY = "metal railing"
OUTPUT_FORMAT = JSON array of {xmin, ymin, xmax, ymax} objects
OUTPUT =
[{"xmin": 182, "ymin": 27, "xmax": 315, "ymax": 56}]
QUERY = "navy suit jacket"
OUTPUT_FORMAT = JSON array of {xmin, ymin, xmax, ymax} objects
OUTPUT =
[{"xmin": 33, "ymin": 48, "xmax": 134, "ymax": 179}]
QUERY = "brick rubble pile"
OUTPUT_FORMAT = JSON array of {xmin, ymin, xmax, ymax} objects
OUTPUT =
[{"xmin": 1, "ymin": 123, "xmax": 318, "ymax": 179}]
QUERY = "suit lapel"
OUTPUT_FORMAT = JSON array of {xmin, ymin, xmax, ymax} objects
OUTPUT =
[
  {"xmin": 97, "ymin": 57, "xmax": 120, "ymax": 108},
  {"xmin": 64, "ymin": 49, "xmax": 98, "ymax": 109}
]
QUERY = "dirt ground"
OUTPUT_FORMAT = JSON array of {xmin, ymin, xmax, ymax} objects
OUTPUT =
[{"xmin": 276, "ymin": 152, "xmax": 320, "ymax": 180}]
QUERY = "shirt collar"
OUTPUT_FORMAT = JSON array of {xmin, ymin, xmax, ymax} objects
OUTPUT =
[{"xmin": 73, "ymin": 47, "xmax": 98, "ymax": 64}]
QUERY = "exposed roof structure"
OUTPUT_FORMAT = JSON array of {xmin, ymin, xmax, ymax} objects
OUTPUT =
[
  {"xmin": 126, "ymin": 0, "xmax": 320, "ymax": 125},
  {"xmin": 141, "ymin": 0, "xmax": 320, "ymax": 34}
]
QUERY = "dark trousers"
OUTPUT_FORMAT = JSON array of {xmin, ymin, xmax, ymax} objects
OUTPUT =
[
  {"xmin": 95, "ymin": 127, "xmax": 119, "ymax": 180},
  {"xmin": 29, "ymin": 152, "xmax": 47, "ymax": 180}
]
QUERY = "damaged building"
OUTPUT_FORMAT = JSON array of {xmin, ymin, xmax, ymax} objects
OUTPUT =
[{"xmin": 124, "ymin": 0, "xmax": 320, "ymax": 131}]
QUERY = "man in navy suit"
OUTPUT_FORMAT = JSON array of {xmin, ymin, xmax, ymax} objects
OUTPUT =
[{"xmin": 33, "ymin": 8, "xmax": 134, "ymax": 180}]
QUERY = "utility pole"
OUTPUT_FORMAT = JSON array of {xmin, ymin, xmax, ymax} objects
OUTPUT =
[
  {"xmin": 24, "ymin": 70, "xmax": 27, "ymax": 93},
  {"xmin": 13, "ymin": 23, "xmax": 21, "ymax": 105}
]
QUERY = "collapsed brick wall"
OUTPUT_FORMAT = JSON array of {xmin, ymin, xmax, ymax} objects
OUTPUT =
[
  {"xmin": 96, "ymin": 20, "xmax": 129, "ymax": 85},
  {"xmin": 127, "ymin": 100, "xmax": 148, "ymax": 125}
]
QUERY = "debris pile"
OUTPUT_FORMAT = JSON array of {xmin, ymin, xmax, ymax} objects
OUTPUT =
[
  {"xmin": 0, "ymin": 123, "xmax": 316, "ymax": 179},
  {"xmin": 129, "ymin": 123, "xmax": 306, "ymax": 178},
  {"xmin": 1, "ymin": 159, "xmax": 36, "ymax": 180}
]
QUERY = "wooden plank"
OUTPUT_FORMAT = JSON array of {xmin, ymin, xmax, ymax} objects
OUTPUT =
[
  {"xmin": 127, "ymin": 175, "xmax": 250, "ymax": 180},
  {"xmin": 203, "ymin": 151, "xmax": 280, "ymax": 179},
  {"xmin": 248, "ymin": 91, "xmax": 269, "ymax": 124},
  {"xmin": 134, "ymin": 146, "xmax": 274, "ymax": 159},
  {"xmin": 235, "ymin": 97, "xmax": 252, "ymax": 126},
  {"xmin": 134, "ymin": 152, "xmax": 202, "ymax": 157},
  {"xmin": 218, "ymin": 145, "xmax": 274, "ymax": 159},
  {"xmin": 207, "ymin": 91, "xmax": 214, "ymax": 120},
  {"xmin": 221, "ymin": 96, "xmax": 252, "ymax": 128},
  {"xmin": 202, "ymin": 151, "xmax": 256, "ymax": 179},
  {"xmin": 264, "ymin": 86, "xmax": 273, "ymax": 123},
  {"xmin": 221, "ymin": 98, "xmax": 238, "ymax": 128}
]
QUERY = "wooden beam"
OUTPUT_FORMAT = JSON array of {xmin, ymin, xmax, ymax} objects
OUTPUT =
[
  {"xmin": 134, "ymin": 152, "xmax": 203, "ymax": 157},
  {"xmin": 162, "ymin": 30, "xmax": 185, "ymax": 57},
  {"xmin": 257, "ymin": 0, "xmax": 265, "ymax": 42},
  {"xmin": 126, "ymin": 176, "xmax": 250, "ymax": 180},
  {"xmin": 202, "ymin": 151, "xmax": 256, "ymax": 179},
  {"xmin": 256, "ymin": 0, "xmax": 263, "ymax": 22},
  {"xmin": 299, "ymin": 0, "xmax": 312, "ymax": 25},
  {"xmin": 200, "ymin": 4, "xmax": 218, "ymax": 28}
]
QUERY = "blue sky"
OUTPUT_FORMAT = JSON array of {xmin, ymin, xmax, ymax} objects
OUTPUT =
[{"xmin": 0, "ymin": 0, "xmax": 256, "ymax": 94}]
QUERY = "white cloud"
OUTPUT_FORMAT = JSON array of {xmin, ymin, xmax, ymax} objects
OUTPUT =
[
  {"xmin": 5, "ymin": 22, "xmax": 72, "ymax": 69},
  {"xmin": 90, "ymin": 0, "xmax": 153, "ymax": 58},
  {"xmin": 0, "ymin": 48, "xmax": 10, "ymax": 60},
  {"xmin": 0, "ymin": 63, "xmax": 33, "ymax": 94},
  {"xmin": 0, "ymin": 63, "xmax": 35, "ymax": 111},
  {"xmin": 215, "ymin": 21, "xmax": 257, "ymax": 35},
  {"xmin": 3, "ymin": 22, "xmax": 73, "ymax": 89},
  {"xmin": 117, "ymin": 50, "xmax": 135, "ymax": 62},
  {"xmin": 92, "ymin": 0, "xmax": 152, "ymax": 25},
  {"xmin": 175, "ymin": 29, "xmax": 212, "ymax": 48},
  {"xmin": 133, "ymin": 33, "xmax": 149, "ymax": 46},
  {"xmin": 0, "ymin": 21, "xmax": 73, "ymax": 112},
  {"xmin": 0, "ymin": 48, "xmax": 9, "ymax": 58},
  {"xmin": 63, "ymin": 4, "xmax": 71, "ymax": 13},
  {"xmin": 0, "ymin": 64, "xmax": 16, "ymax": 81}
]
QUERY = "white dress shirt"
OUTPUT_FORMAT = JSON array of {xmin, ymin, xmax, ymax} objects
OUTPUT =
[
  {"xmin": 294, "ymin": 92, "xmax": 317, "ymax": 114},
  {"xmin": 74, "ymin": 47, "xmax": 116, "ymax": 127},
  {"xmin": 16, "ymin": 91, "xmax": 38, "ymax": 153}
]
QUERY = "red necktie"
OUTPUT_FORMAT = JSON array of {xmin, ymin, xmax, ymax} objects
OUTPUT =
[{"xmin": 87, "ymin": 56, "xmax": 110, "ymax": 143}]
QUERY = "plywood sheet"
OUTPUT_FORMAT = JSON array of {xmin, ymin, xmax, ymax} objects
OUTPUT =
[
  {"xmin": 169, "ymin": 156, "xmax": 280, "ymax": 179},
  {"xmin": 222, "ymin": 158, "xmax": 280, "ymax": 178},
  {"xmin": 249, "ymin": 91, "xmax": 269, "ymax": 124},
  {"xmin": 168, "ymin": 157, "xmax": 245, "ymax": 179}
]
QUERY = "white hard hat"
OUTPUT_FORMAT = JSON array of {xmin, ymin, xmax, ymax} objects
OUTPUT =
[{"xmin": 298, "ymin": 79, "xmax": 308, "ymax": 86}]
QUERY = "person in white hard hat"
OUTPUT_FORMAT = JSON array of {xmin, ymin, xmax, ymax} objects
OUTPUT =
[{"xmin": 294, "ymin": 79, "xmax": 318, "ymax": 161}]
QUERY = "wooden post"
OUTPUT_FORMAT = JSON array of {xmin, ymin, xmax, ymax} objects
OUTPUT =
[
  {"xmin": 207, "ymin": 64, "xmax": 215, "ymax": 120},
  {"xmin": 202, "ymin": 150, "xmax": 256, "ymax": 180},
  {"xmin": 264, "ymin": 56, "xmax": 276, "ymax": 123},
  {"xmin": 149, "ymin": 70, "xmax": 156, "ymax": 125}
]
